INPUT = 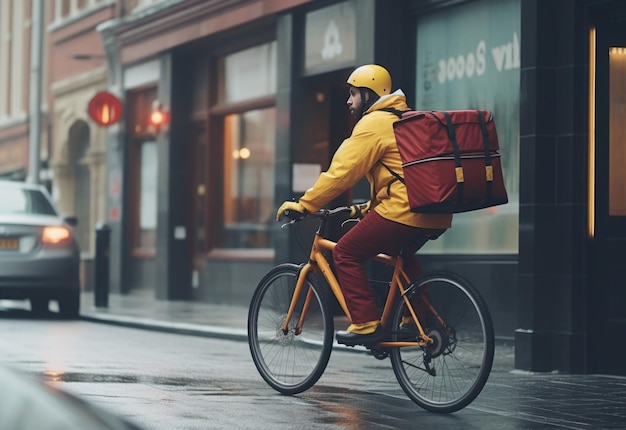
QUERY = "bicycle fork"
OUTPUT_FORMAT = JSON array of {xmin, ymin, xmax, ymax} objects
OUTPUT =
[{"xmin": 281, "ymin": 262, "xmax": 350, "ymax": 335}]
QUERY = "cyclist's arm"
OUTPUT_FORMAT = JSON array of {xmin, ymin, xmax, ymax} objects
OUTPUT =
[{"xmin": 299, "ymin": 120, "xmax": 385, "ymax": 212}]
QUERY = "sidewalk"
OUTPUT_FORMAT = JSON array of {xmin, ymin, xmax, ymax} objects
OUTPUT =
[
  {"xmin": 80, "ymin": 291, "xmax": 248, "ymax": 342},
  {"xmin": 79, "ymin": 290, "xmax": 515, "ymax": 368},
  {"xmin": 79, "ymin": 291, "xmax": 626, "ymax": 429}
]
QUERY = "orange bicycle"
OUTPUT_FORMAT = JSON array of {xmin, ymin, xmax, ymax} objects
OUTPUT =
[{"xmin": 247, "ymin": 207, "xmax": 494, "ymax": 413}]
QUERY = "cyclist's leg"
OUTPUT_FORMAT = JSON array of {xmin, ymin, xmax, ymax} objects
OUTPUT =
[
  {"xmin": 400, "ymin": 229, "xmax": 446, "ymax": 328},
  {"xmin": 401, "ymin": 229, "xmax": 446, "ymax": 279},
  {"xmin": 333, "ymin": 211, "xmax": 426, "ymax": 337}
]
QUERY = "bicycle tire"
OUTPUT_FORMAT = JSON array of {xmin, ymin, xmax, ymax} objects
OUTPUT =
[
  {"xmin": 389, "ymin": 271, "xmax": 494, "ymax": 413},
  {"xmin": 248, "ymin": 263, "xmax": 334, "ymax": 395}
]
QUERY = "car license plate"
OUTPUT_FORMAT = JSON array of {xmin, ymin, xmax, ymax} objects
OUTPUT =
[{"xmin": 0, "ymin": 237, "xmax": 19, "ymax": 250}]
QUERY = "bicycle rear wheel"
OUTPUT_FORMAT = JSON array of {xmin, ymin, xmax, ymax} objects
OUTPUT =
[
  {"xmin": 248, "ymin": 263, "xmax": 334, "ymax": 395},
  {"xmin": 389, "ymin": 271, "xmax": 494, "ymax": 413}
]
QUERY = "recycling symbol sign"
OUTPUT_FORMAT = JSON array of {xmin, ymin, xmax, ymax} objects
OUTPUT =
[{"xmin": 321, "ymin": 20, "xmax": 343, "ymax": 60}]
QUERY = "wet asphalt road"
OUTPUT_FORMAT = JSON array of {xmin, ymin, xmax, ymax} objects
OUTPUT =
[{"xmin": 1, "ymin": 306, "xmax": 624, "ymax": 429}]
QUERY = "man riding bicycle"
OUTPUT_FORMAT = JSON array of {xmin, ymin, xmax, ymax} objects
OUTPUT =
[{"xmin": 276, "ymin": 64, "xmax": 452, "ymax": 346}]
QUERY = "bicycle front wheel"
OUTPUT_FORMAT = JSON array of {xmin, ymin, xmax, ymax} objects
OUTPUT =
[
  {"xmin": 248, "ymin": 263, "xmax": 334, "ymax": 395},
  {"xmin": 389, "ymin": 271, "xmax": 494, "ymax": 413}
]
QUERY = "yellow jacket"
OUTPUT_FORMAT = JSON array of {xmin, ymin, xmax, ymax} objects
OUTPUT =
[{"xmin": 299, "ymin": 90, "xmax": 452, "ymax": 229}]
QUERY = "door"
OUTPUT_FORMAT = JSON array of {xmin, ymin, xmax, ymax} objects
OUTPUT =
[
  {"xmin": 295, "ymin": 70, "xmax": 363, "ymax": 205},
  {"xmin": 590, "ymin": 19, "xmax": 626, "ymax": 375},
  {"xmin": 291, "ymin": 69, "xmax": 359, "ymax": 255}
]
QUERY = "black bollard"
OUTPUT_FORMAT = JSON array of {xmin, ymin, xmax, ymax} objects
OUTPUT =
[{"xmin": 94, "ymin": 223, "xmax": 110, "ymax": 308}]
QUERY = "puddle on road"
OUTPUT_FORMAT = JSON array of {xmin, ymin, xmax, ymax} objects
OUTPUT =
[
  {"xmin": 39, "ymin": 371, "xmax": 249, "ymax": 396},
  {"xmin": 42, "ymin": 371, "xmax": 207, "ymax": 386}
]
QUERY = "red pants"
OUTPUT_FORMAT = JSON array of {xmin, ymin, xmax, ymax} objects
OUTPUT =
[{"xmin": 333, "ymin": 210, "xmax": 444, "ymax": 324}]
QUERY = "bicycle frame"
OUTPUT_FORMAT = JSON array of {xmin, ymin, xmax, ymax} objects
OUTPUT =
[{"xmin": 282, "ymin": 215, "xmax": 437, "ymax": 348}]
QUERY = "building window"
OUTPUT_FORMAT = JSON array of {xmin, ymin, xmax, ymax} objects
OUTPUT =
[
  {"xmin": 414, "ymin": 0, "xmax": 520, "ymax": 254},
  {"xmin": 0, "ymin": 0, "xmax": 12, "ymax": 121},
  {"xmin": 128, "ymin": 86, "xmax": 158, "ymax": 256},
  {"xmin": 138, "ymin": 140, "xmax": 158, "ymax": 247},
  {"xmin": 53, "ymin": 0, "xmax": 114, "ymax": 24},
  {"xmin": 222, "ymin": 108, "xmax": 276, "ymax": 248},
  {"xmin": 61, "ymin": 0, "xmax": 71, "ymax": 18},
  {"xmin": 608, "ymin": 47, "xmax": 626, "ymax": 216},
  {"xmin": 217, "ymin": 43, "xmax": 277, "ymax": 104},
  {"xmin": 0, "ymin": 0, "xmax": 29, "ymax": 122},
  {"xmin": 211, "ymin": 41, "xmax": 277, "ymax": 251}
]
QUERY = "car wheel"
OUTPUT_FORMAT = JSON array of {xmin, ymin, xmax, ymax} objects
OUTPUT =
[
  {"xmin": 59, "ymin": 292, "xmax": 80, "ymax": 319},
  {"xmin": 30, "ymin": 298, "xmax": 49, "ymax": 315}
]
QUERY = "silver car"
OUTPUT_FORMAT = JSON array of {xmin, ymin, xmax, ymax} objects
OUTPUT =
[{"xmin": 0, "ymin": 180, "xmax": 80, "ymax": 317}]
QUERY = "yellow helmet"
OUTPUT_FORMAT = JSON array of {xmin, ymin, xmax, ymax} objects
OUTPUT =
[{"xmin": 346, "ymin": 64, "xmax": 392, "ymax": 97}]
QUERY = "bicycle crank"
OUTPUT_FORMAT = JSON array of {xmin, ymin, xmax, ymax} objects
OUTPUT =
[{"xmin": 369, "ymin": 347, "xmax": 390, "ymax": 360}]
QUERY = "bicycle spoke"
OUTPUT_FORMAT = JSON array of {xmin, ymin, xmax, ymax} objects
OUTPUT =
[
  {"xmin": 248, "ymin": 264, "xmax": 333, "ymax": 394},
  {"xmin": 390, "ymin": 272, "xmax": 494, "ymax": 413}
]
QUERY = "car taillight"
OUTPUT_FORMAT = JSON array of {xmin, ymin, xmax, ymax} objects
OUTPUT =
[{"xmin": 42, "ymin": 226, "xmax": 71, "ymax": 245}]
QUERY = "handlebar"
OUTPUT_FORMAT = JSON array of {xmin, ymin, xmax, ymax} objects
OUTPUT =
[{"xmin": 282, "ymin": 206, "xmax": 353, "ymax": 226}]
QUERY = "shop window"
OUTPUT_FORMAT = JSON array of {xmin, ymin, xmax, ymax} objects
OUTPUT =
[
  {"xmin": 222, "ymin": 108, "xmax": 276, "ymax": 248},
  {"xmin": 211, "ymin": 41, "xmax": 277, "ymax": 252},
  {"xmin": 138, "ymin": 141, "xmax": 158, "ymax": 247},
  {"xmin": 414, "ymin": 0, "xmax": 520, "ymax": 254},
  {"xmin": 217, "ymin": 43, "xmax": 276, "ymax": 105},
  {"xmin": 127, "ymin": 86, "xmax": 158, "ymax": 256},
  {"xmin": 609, "ymin": 47, "xmax": 626, "ymax": 216}
]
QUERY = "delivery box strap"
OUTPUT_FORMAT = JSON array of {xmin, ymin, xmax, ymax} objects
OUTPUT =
[
  {"xmin": 377, "ymin": 108, "xmax": 409, "ymax": 190},
  {"xmin": 441, "ymin": 110, "xmax": 496, "ymax": 204},
  {"xmin": 476, "ymin": 110, "xmax": 494, "ymax": 201},
  {"xmin": 441, "ymin": 111, "xmax": 465, "ymax": 207}
]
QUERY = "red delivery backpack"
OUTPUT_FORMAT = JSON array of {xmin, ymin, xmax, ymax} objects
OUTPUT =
[{"xmin": 380, "ymin": 109, "xmax": 508, "ymax": 214}]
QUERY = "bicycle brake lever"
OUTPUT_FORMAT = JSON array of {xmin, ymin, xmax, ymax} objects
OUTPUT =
[{"xmin": 341, "ymin": 219, "xmax": 359, "ymax": 228}]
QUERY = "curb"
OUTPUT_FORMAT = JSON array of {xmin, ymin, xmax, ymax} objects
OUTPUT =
[
  {"xmin": 79, "ymin": 313, "xmax": 249, "ymax": 342},
  {"xmin": 79, "ymin": 312, "xmax": 371, "ymax": 354}
]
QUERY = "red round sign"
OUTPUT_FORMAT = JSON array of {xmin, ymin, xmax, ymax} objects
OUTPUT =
[{"xmin": 88, "ymin": 92, "xmax": 123, "ymax": 127}]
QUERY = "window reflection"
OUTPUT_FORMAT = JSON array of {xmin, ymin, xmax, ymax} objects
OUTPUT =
[
  {"xmin": 214, "ymin": 40, "xmax": 277, "ymax": 251},
  {"xmin": 608, "ymin": 47, "xmax": 626, "ymax": 216},
  {"xmin": 415, "ymin": 0, "xmax": 520, "ymax": 254},
  {"xmin": 127, "ymin": 86, "xmax": 158, "ymax": 254},
  {"xmin": 217, "ymin": 43, "xmax": 277, "ymax": 105},
  {"xmin": 222, "ymin": 109, "xmax": 276, "ymax": 248},
  {"xmin": 139, "ymin": 141, "xmax": 157, "ymax": 247}
]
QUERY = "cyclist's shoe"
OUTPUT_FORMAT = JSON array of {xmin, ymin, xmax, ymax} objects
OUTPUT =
[{"xmin": 336, "ymin": 326, "xmax": 385, "ymax": 346}]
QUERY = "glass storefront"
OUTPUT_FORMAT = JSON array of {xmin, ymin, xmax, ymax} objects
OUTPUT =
[
  {"xmin": 608, "ymin": 47, "xmax": 626, "ymax": 216},
  {"xmin": 215, "ymin": 42, "xmax": 277, "ymax": 250},
  {"xmin": 415, "ymin": 0, "xmax": 520, "ymax": 254}
]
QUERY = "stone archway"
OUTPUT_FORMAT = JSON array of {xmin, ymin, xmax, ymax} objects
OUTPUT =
[{"xmin": 51, "ymin": 109, "xmax": 107, "ymax": 291}]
